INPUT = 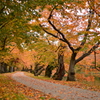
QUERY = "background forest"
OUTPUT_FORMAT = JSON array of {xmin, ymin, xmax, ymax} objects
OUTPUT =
[{"xmin": 0, "ymin": 0, "xmax": 100, "ymax": 82}]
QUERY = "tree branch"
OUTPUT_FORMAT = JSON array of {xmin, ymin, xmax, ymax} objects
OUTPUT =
[
  {"xmin": 75, "ymin": 41, "xmax": 100, "ymax": 64},
  {"xmin": 1, "ymin": 36, "xmax": 8, "ymax": 51},
  {"xmin": 87, "ymin": 0, "xmax": 100, "ymax": 17},
  {"xmin": 48, "ymin": 6, "xmax": 74, "ymax": 52},
  {"xmin": 95, "ymin": 67, "xmax": 100, "ymax": 71},
  {"xmin": 45, "ymin": 37, "xmax": 51, "ymax": 45},
  {"xmin": 0, "ymin": 21, "xmax": 10, "ymax": 30},
  {"xmin": 0, "ymin": 18, "xmax": 15, "ymax": 30},
  {"xmin": 40, "ymin": 24, "xmax": 75, "ymax": 52},
  {"xmin": 40, "ymin": 24, "xmax": 59, "ymax": 38},
  {"xmin": 75, "ymin": 9, "xmax": 94, "ymax": 52}
]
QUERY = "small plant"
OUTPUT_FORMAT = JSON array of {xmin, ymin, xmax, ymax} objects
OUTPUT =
[{"xmin": 40, "ymin": 96, "xmax": 46, "ymax": 100}]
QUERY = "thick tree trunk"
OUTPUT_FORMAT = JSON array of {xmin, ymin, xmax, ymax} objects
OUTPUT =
[
  {"xmin": 0, "ymin": 62, "xmax": 8, "ymax": 73},
  {"xmin": 0, "ymin": 63, "xmax": 4, "ymax": 73},
  {"xmin": 67, "ymin": 53, "xmax": 77, "ymax": 81},
  {"xmin": 33, "ymin": 64, "xmax": 44, "ymax": 76},
  {"xmin": 52, "ymin": 49, "xmax": 65, "ymax": 80},
  {"xmin": 9, "ymin": 66, "xmax": 14, "ymax": 72},
  {"xmin": 45, "ymin": 65, "xmax": 53, "ymax": 77}
]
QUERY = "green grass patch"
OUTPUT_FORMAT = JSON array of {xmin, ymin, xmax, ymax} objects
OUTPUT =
[{"xmin": 25, "ymin": 72, "xmax": 51, "ymax": 80}]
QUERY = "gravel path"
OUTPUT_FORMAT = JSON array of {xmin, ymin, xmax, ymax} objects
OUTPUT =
[{"xmin": 12, "ymin": 72, "xmax": 100, "ymax": 100}]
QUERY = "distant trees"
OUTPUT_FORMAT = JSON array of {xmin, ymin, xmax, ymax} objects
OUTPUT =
[{"xmin": 28, "ymin": 34, "xmax": 58, "ymax": 77}]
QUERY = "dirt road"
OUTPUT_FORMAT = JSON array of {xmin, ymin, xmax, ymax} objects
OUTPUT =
[{"xmin": 12, "ymin": 72, "xmax": 100, "ymax": 100}]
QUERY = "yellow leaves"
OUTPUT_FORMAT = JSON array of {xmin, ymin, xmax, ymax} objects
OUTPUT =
[
  {"xmin": 0, "ymin": 73, "xmax": 56, "ymax": 100},
  {"xmin": 30, "ymin": 20, "xmax": 39, "ymax": 26},
  {"xmin": 0, "ymin": 75, "xmax": 27, "ymax": 100}
]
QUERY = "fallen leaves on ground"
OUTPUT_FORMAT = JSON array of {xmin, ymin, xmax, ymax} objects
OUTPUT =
[
  {"xmin": 0, "ymin": 73, "xmax": 59, "ymax": 100},
  {"xmin": 25, "ymin": 72, "xmax": 100, "ymax": 92}
]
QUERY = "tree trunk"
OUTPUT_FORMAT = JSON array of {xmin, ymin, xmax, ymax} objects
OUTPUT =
[
  {"xmin": 4, "ymin": 65, "xmax": 7, "ymax": 73},
  {"xmin": 30, "ymin": 65, "xmax": 33, "ymax": 73},
  {"xmin": 33, "ymin": 64, "xmax": 44, "ymax": 76},
  {"xmin": 52, "ymin": 48, "xmax": 65, "ymax": 80},
  {"xmin": 0, "ymin": 62, "xmax": 8, "ymax": 73},
  {"xmin": 9, "ymin": 66, "xmax": 14, "ymax": 72},
  {"xmin": 94, "ymin": 51, "xmax": 96, "ymax": 68},
  {"xmin": 45, "ymin": 65, "xmax": 53, "ymax": 77},
  {"xmin": 0, "ymin": 63, "xmax": 4, "ymax": 73},
  {"xmin": 67, "ymin": 53, "xmax": 77, "ymax": 81}
]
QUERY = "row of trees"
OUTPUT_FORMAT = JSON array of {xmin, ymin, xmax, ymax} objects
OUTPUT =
[
  {"xmin": 0, "ymin": 0, "xmax": 100, "ymax": 81},
  {"xmin": 0, "ymin": 0, "xmax": 34, "ymax": 73}
]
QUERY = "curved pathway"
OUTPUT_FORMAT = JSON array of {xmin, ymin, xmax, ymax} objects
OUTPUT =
[{"xmin": 12, "ymin": 72, "xmax": 100, "ymax": 100}]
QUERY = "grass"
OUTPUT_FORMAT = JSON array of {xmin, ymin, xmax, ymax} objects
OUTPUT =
[
  {"xmin": 25, "ymin": 72, "xmax": 51, "ymax": 80},
  {"xmin": 0, "ymin": 74, "xmax": 28, "ymax": 100},
  {"xmin": 79, "ymin": 79, "xmax": 100, "ymax": 91}
]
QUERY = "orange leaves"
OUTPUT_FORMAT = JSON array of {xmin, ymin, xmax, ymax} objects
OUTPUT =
[
  {"xmin": 76, "ymin": 74, "xmax": 94, "ymax": 82},
  {"xmin": 0, "ymin": 73, "xmax": 57, "ymax": 100},
  {"xmin": 0, "ymin": 75, "xmax": 27, "ymax": 100}
]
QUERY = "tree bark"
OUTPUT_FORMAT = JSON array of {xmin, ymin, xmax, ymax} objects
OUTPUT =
[
  {"xmin": 0, "ymin": 62, "xmax": 8, "ymax": 73},
  {"xmin": 94, "ymin": 51, "xmax": 96, "ymax": 68},
  {"xmin": 9, "ymin": 66, "xmax": 14, "ymax": 72},
  {"xmin": 45, "ymin": 65, "xmax": 53, "ymax": 77},
  {"xmin": 40, "ymin": 6, "xmax": 99, "ymax": 81},
  {"xmin": 30, "ymin": 65, "xmax": 33, "ymax": 73},
  {"xmin": 52, "ymin": 45, "xmax": 65, "ymax": 80},
  {"xmin": 67, "ymin": 52, "xmax": 77, "ymax": 81},
  {"xmin": 33, "ymin": 64, "xmax": 44, "ymax": 76}
]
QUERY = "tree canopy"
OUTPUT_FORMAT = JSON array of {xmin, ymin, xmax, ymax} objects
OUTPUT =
[
  {"xmin": 31, "ymin": 0, "xmax": 100, "ymax": 80},
  {"xmin": 0, "ymin": 0, "xmax": 100, "ymax": 80}
]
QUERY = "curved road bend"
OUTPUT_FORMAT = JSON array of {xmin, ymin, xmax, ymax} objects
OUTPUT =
[{"xmin": 12, "ymin": 72, "xmax": 100, "ymax": 100}]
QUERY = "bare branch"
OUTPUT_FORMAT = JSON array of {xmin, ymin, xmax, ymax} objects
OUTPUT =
[
  {"xmin": 40, "ymin": 24, "xmax": 59, "ymax": 38},
  {"xmin": 40, "ymin": 24, "xmax": 75, "ymax": 52},
  {"xmin": 48, "ymin": 6, "xmax": 74, "ymax": 52},
  {"xmin": 75, "ymin": 41, "xmax": 100, "ymax": 64}
]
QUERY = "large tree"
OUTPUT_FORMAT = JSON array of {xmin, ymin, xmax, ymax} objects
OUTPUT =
[
  {"xmin": 1, "ymin": 0, "xmax": 100, "ymax": 81},
  {"xmin": 35, "ymin": 0, "xmax": 100, "ymax": 81},
  {"xmin": 52, "ymin": 43, "xmax": 66, "ymax": 80}
]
